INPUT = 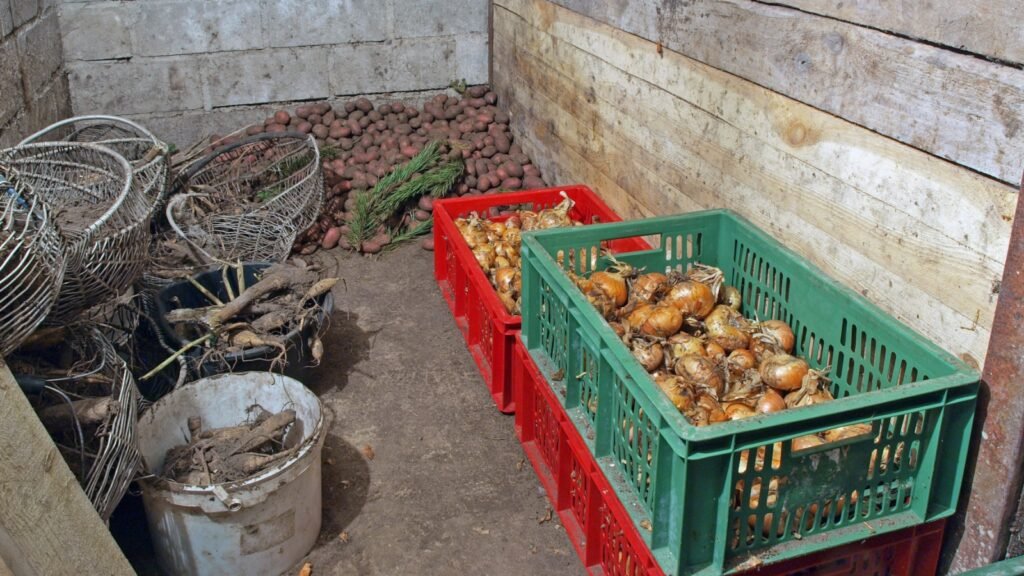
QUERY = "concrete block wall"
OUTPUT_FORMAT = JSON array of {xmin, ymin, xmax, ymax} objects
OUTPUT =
[
  {"xmin": 60, "ymin": 0, "xmax": 490, "ymax": 146},
  {"xmin": 0, "ymin": 0, "xmax": 73, "ymax": 147}
]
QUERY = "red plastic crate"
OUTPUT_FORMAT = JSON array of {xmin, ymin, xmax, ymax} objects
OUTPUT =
[
  {"xmin": 433, "ymin": 185, "xmax": 647, "ymax": 413},
  {"xmin": 511, "ymin": 333, "xmax": 947, "ymax": 576}
]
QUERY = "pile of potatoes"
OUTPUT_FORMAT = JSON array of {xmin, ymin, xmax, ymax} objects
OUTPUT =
[{"xmin": 210, "ymin": 86, "xmax": 546, "ymax": 255}]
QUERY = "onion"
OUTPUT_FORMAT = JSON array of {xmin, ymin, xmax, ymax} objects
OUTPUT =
[
  {"xmin": 759, "ymin": 354, "xmax": 809, "ymax": 392},
  {"xmin": 674, "ymin": 354, "xmax": 724, "ymax": 397},
  {"xmin": 502, "ymin": 226, "xmax": 521, "ymax": 245},
  {"xmin": 792, "ymin": 435, "xmax": 825, "ymax": 452},
  {"xmin": 784, "ymin": 369, "xmax": 834, "ymax": 409},
  {"xmin": 472, "ymin": 244, "xmax": 495, "ymax": 269},
  {"xmin": 720, "ymin": 285, "xmax": 742, "ymax": 310},
  {"xmin": 626, "ymin": 304, "xmax": 655, "ymax": 332},
  {"xmin": 484, "ymin": 220, "xmax": 507, "ymax": 240},
  {"xmin": 704, "ymin": 341, "xmax": 726, "ymax": 362},
  {"xmin": 823, "ymin": 423, "xmax": 873, "ymax": 443},
  {"xmin": 724, "ymin": 402, "xmax": 756, "ymax": 420},
  {"xmin": 727, "ymin": 349, "xmax": 756, "ymax": 374},
  {"xmin": 698, "ymin": 394, "xmax": 728, "ymax": 424},
  {"xmin": 610, "ymin": 322, "xmax": 627, "ymax": 338},
  {"xmin": 497, "ymin": 291, "xmax": 518, "ymax": 314},
  {"xmin": 590, "ymin": 270, "xmax": 628, "ymax": 307},
  {"xmin": 655, "ymin": 374, "xmax": 694, "ymax": 412},
  {"xmin": 759, "ymin": 319, "xmax": 795, "ymax": 354},
  {"xmin": 493, "ymin": 267, "xmax": 518, "ymax": 293},
  {"xmin": 664, "ymin": 280, "xmax": 716, "ymax": 319},
  {"xmin": 632, "ymin": 341, "xmax": 665, "ymax": 373},
  {"xmin": 639, "ymin": 305, "xmax": 683, "ymax": 338},
  {"xmin": 704, "ymin": 305, "xmax": 751, "ymax": 351},
  {"xmin": 632, "ymin": 272, "xmax": 669, "ymax": 304},
  {"xmin": 667, "ymin": 332, "xmax": 706, "ymax": 358},
  {"xmin": 756, "ymin": 388, "xmax": 786, "ymax": 414}
]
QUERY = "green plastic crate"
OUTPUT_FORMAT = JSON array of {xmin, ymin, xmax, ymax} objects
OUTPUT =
[
  {"xmin": 519, "ymin": 209, "xmax": 979, "ymax": 575},
  {"xmin": 960, "ymin": 556, "xmax": 1024, "ymax": 576}
]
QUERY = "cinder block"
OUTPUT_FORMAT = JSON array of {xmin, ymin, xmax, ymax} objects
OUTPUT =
[
  {"xmin": 16, "ymin": 9, "xmax": 62, "ymax": 95},
  {"xmin": 133, "ymin": 0, "xmax": 262, "ymax": 57},
  {"xmin": 68, "ymin": 57, "xmax": 204, "ymax": 115},
  {"xmin": 204, "ymin": 47, "xmax": 329, "ymax": 107},
  {"xmin": 60, "ymin": 1, "xmax": 133, "ymax": 61},
  {"xmin": 455, "ymin": 33, "xmax": 488, "ymax": 84},
  {"xmin": 11, "ymin": 0, "xmax": 38, "ymax": 27},
  {"xmin": 393, "ymin": 0, "xmax": 487, "ymax": 38},
  {"xmin": 0, "ymin": 36, "xmax": 24, "ymax": 125},
  {"xmin": 24, "ymin": 73, "xmax": 71, "ymax": 135},
  {"xmin": 1, "ymin": 1, "xmax": 13, "ymax": 38},
  {"xmin": 264, "ymin": 0, "xmax": 388, "ymax": 48},
  {"xmin": 329, "ymin": 37, "xmax": 455, "ymax": 95}
]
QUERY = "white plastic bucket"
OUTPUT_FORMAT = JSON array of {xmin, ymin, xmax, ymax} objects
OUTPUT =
[{"xmin": 136, "ymin": 372, "xmax": 325, "ymax": 576}]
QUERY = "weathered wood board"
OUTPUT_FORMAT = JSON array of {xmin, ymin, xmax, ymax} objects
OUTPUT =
[
  {"xmin": 0, "ymin": 363, "xmax": 134, "ymax": 576},
  {"xmin": 492, "ymin": 0, "xmax": 1017, "ymax": 364},
  {"xmin": 778, "ymin": 0, "xmax": 1024, "ymax": 66},
  {"xmin": 545, "ymin": 0, "xmax": 1024, "ymax": 185}
]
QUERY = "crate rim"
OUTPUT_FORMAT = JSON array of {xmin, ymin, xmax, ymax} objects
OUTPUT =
[{"xmin": 521, "ymin": 207, "xmax": 979, "ymax": 444}]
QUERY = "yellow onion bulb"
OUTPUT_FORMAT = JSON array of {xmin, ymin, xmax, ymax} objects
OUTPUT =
[
  {"xmin": 632, "ymin": 341, "xmax": 665, "ymax": 373},
  {"xmin": 720, "ymin": 285, "xmax": 742, "ymax": 310},
  {"xmin": 632, "ymin": 272, "xmax": 669, "ymax": 304},
  {"xmin": 674, "ymin": 354, "xmax": 724, "ymax": 397},
  {"xmin": 760, "ymin": 319, "xmax": 795, "ymax": 354},
  {"xmin": 493, "ymin": 266, "xmax": 519, "ymax": 294},
  {"xmin": 664, "ymin": 280, "xmax": 716, "ymax": 319},
  {"xmin": 756, "ymin": 388, "xmax": 786, "ymax": 414},
  {"xmin": 704, "ymin": 305, "xmax": 751, "ymax": 351},
  {"xmin": 759, "ymin": 354, "xmax": 810, "ymax": 392},
  {"xmin": 590, "ymin": 270, "xmax": 628, "ymax": 308},
  {"xmin": 667, "ymin": 332, "xmax": 706, "ymax": 358},
  {"xmin": 640, "ymin": 305, "xmax": 684, "ymax": 338}
]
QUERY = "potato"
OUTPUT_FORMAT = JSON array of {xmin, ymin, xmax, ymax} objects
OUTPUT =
[
  {"xmin": 321, "ymin": 227, "xmax": 342, "ymax": 250},
  {"xmin": 481, "ymin": 146, "xmax": 497, "ymax": 158},
  {"xmin": 361, "ymin": 241, "xmax": 382, "ymax": 254},
  {"xmin": 266, "ymin": 123, "xmax": 287, "ymax": 133},
  {"xmin": 523, "ymin": 176, "xmax": 545, "ymax": 189},
  {"xmin": 494, "ymin": 137, "xmax": 511, "ymax": 154},
  {"xmin": 246, "ymin": 125, "xmax": 263, "ymax": 136},
  {"xmin": 484, "ymin": 91, "xmax": 498, "ymax": 105},
  {"xmin": 344, "ymin": 101, "xmax": 357, "ymax": 113},
  {"xmin": 414, "ymin": 209, "xmax": 431, "ymax": 222},
  {"xmin": 465, "ymin": 97, "xmax": 485, "ymax": 109},
  {"xmin": 501, "ymin": 177, "xmax": 522, "ymax": 190},
  {"xmin": 273, "ymin": 110, "xmax": 290, "ymax": 124},
  {"xmin": 311, "ymin": 124, "xmax": 328, "ymax": 139},
  {"xmin": 417, "ymin": 195, "xmax": 434, "ymax": 211},
  {"xmin": 501, "ymin": 162, "xmax": 524, "ymax": 178},
  {"xmin": 296, "ymin": 105, "xmax": 313, "ymax": 119},
  {"xmin": 523, "ymin": 164, "xmax": 540, "ymax": 177},
  {"xmin": 421, "ymin": 237, "xmax": 435, "ymax": 251},
  {"xmin": 328, "ymin": 126, "xmax": 346, "ymax": 139},
  {"xmin": 467, "ymin": 85, "xmax": 488, "ymax": 98},
  {"xmin": 401, "ymin": 146, "xmax": 419, "ymax": 159},
  {"xmin": 374, "ymin": 120, "xmax": 387, "ymax": 131},
  {"xmin": 355, "ymin": 97, "xmax": 373, "ymax": 112},
  {"xmin": 308, "ymin": 113, "xmax": 322, "ymax": 125},
  {"xmin": 368, "ymin": 110, "xmax": 382, "ymax": 122},
  {"xmin": 291, "ymin": 121, "xmax": 310, "ymax": 134}
]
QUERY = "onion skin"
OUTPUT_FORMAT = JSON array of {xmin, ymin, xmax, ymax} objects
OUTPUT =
[
  {"xmin": 704, "ymin": 341, "xmax": 726, "ymax": 362},
  {"xmin": 727, "ymin": 349, "xmax": 756, "ymax": 373},
  {"xmin": 655, "ymin": 374, "xmax": 694, "ymax": 412},
  {"xmin": 632, "ymin": 341, "xmax": 665, "ymax": 373},
  {"xmin": 626, "ymin": 304, "xmax": 655, "ymax": 332},
  {"xmin": 667, "ymin": 332, "xmax": 706, "ymax": 358},
  {"xmin": 664, "ymin": 280, "xmax": 716, "ymax": 319},
  {"xmin": 759, "ymin": 354, "xmax": 810, "ymax": 392},
  {"xmin": 724, "ymin": 402, "xmax": 756, "ymax": 420},
  {"xmin": 674, "ymin": 354, "xmax": 724, "ymax": 397}
]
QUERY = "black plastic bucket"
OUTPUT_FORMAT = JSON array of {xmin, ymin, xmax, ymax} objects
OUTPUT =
[{"xmin": 155, "ymin": 263, "xmax": 333, "ymax": 378}]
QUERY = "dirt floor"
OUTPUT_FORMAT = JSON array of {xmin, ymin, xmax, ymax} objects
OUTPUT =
[{"xmin": 115, "ymin": 243, "xmax": 587, "ymax": 575}]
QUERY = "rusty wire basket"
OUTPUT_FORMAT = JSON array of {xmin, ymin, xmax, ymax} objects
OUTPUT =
[
  {"xmin": 167, "ymin": 132, "xmax": 323, "ymax": 263},
  {"xmin": 1, "ymin": 142, "xmax": 157, "ymax": 323},
  {"xmin": 8, "ymin": 325, "xmax": 141, "ymax": 522},
  {"xmin": 0, "ymin": 167, "xmax": 66, "ymax": 357}
]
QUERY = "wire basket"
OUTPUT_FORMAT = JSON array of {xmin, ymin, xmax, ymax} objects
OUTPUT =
[
  {"xmin": 18, "ymin": 115, "xmax": 170, "ymax": 211},
  {"xmin": 0, "ymin": 167, "xmax": 66, "ymax": 356},
  {"xmin": 1, "ymin": 142, "xmax": 157, "ymax": 323},
  {"xmin": 167, "ymin": 132, "xmax": 323, "ymax": 263},
  {"xmin": 7, "ymin": 325, "xmax": 141, "ymax": 522}
]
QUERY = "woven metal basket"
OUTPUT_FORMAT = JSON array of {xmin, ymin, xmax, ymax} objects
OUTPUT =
[
  {"xmin": 8, "ymin": 326, "xmax": 141, "ymax": 522},
  {"xmin": 0, "ymin": 168, "xmax": 65, "ymax": 356},
  {"xmin": 1, "ymin": 142, "xmax": 156, "ymax": 323},
  {"xmin": 167, "ymin": 132, "xmax": 323, "ymax": 263}
]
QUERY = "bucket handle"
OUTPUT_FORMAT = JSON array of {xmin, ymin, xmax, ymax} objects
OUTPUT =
[{"xmin": 212, "ymin": 485, "xmax": 242, "ymax": 512}]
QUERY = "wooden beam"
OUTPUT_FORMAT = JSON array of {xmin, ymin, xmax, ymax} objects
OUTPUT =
[
  {"xmin": 0, "ymin": 362, "xmax": 134, "ymax": 576},
  {"xmin": 492, "ymin": 0, "xmax": 1016, "ymax": 364},
  {"xmin": 775, "ymin": 0, "xmax": 1024, "ymax": 66},
  {"xmin": 546, "ymin": 0, "xmax": 1024, "ymax": 185}
]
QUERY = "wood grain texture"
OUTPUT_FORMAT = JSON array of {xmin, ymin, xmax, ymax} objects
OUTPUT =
[
  {"xmin": 493, "ymin": 0, "xmax": 1017, "ymax": 363},
  {"xmin": 777, "ymin": 0, "xmax": 1024, "ymax": 65},
  {"xmin": 0, "ymin": 364, "xmax": 134, "ymax": 576},
  {"xmin": 547, "ymin": 0, "xmax": 1024, "ymax": 185}
]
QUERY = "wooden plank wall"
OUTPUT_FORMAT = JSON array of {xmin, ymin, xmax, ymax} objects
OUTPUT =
[{"xmin": 490, "ymin": 0, "xmax": 1022, "ymax": 569}]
